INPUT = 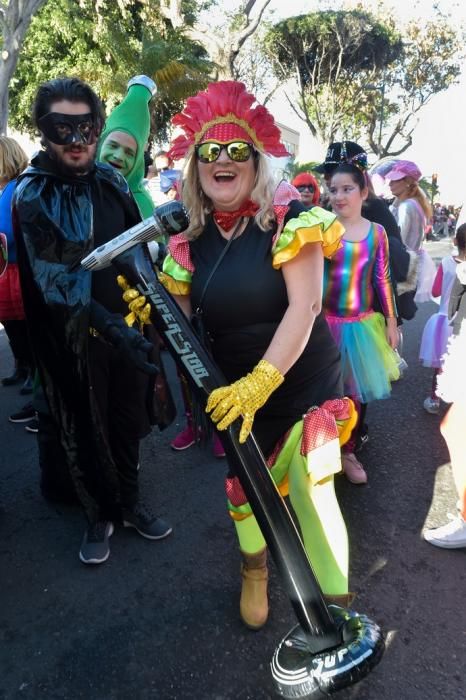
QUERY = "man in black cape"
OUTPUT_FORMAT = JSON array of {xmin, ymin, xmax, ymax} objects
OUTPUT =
[{"xmin": 13, "ymin": 77, "xmax": 172, "ymax": 564}]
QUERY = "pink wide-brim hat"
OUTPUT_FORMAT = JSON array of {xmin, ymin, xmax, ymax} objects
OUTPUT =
[{"xmin": 385, "ymin": 160, "xmax": 422, "ymax": 182}]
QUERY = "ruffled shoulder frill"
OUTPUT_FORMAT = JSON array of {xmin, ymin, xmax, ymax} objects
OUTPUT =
[
  {"xmin": 272, "ymin": 206, "xmax": 344, "ymax": 269},
  {"xmin": 160, "ymin": 233, "xmax": 193, "ymax": 296}
]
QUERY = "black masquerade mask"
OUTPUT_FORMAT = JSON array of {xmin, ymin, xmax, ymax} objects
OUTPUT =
[{"xmin": 38, "ymin": 112, "xmax": 99, "ymax": 146}]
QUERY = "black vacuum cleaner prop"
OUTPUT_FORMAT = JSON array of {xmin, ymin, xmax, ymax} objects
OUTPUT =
[{"xmin": 81, "ymin": 214, "xmax": 385, "ymax": 698}]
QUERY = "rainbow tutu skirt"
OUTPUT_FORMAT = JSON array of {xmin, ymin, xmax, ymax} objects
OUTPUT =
[{"xmin": 326, "ymin": 310, "xmax": 400, "ymax": 403}]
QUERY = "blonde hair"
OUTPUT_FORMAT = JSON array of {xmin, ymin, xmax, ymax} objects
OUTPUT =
[
  {"xmin": 181, "ymin": 148, "xmax": 276, "ymax": 239},
  {"xmin": 0, "ymin": 136, "xmax": 29, "ymax": 182},
  {"xmin": 400, "ymin": 177, "xmax": 432, "ymax": 220}
]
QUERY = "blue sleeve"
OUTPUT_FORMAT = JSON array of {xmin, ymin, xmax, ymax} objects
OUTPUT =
[{"xmin": 0, "ymin": 180, "xmax": 17, "ymax": 261}]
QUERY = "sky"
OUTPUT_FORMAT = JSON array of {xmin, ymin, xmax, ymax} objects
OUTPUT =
[
  {"xmin": 11, "ymin": 0, "xmax": 466, "ymax": 205},
  {"xmin": 262, "ymin": 0, "xmax": 466, "ymax": 205}
]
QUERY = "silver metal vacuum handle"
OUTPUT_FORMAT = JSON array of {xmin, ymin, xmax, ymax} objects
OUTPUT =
[{"xmin": 81, "ymin": 201, "xmax": 189, "ymax": 271}]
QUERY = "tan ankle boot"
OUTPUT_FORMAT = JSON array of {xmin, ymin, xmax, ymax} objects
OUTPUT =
[
  {"xmin": 324, "ymin": 592, "xmax": 356, "ymax": 608},
  {"xmin": 240, "ymin": 548, "xmax": 268, "ymax": 630}
]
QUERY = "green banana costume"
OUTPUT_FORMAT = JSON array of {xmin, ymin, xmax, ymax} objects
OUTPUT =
[{"xmin": 98, "ymin": 75, "xmax": 156, "ymax": 218}]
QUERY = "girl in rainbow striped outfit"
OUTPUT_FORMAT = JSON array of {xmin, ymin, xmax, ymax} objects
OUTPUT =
[{"xmin": 323, "ymin": 162, "xmax": 400, "ymax": 484}]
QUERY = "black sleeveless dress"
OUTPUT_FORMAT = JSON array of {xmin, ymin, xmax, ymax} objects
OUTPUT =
[{"xmin": 189, "ymin": 206, "xmax": 343, "ymax": 457}]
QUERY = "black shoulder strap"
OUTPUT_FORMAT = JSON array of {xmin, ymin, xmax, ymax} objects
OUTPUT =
[{"xmin": 195, "ymin": 216, "xmax": 245, "ymax": 313}]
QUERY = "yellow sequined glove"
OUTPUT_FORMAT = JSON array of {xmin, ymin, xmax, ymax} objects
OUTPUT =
[
  {"xmin": 206, "ymin": 360, "xmax": 284, "ymax": 443},
  {"xmin": 117, "ymin": 275, "xmax": 152, "ymax": 328}
]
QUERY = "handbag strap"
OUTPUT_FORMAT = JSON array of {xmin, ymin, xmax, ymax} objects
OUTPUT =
[{"xmin": 195, "ymin": 216, "xmax": 245, "ymax": 313}]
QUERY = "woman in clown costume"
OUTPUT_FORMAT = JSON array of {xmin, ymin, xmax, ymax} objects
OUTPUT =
[{"xmin": 160, "ymin": 81, "xmax": 357, "ymax": 629}]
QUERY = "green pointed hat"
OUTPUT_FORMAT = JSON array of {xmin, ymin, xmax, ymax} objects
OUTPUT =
[{"xmin": 98, "ymin": 75, "xmax": 156, "ymax": 218}]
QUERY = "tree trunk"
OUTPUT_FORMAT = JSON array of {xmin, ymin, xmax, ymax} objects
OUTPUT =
[
  {"xmin": 0, "ymin": 31, "xmax": 20, "ymax": 134},
  {"xmin": 159, "ymin": 0, "xmax": 271, "ymax": 81},
  {"xmin": 0, "ymin": 0, "xmax": 48, "ymax": 134}
]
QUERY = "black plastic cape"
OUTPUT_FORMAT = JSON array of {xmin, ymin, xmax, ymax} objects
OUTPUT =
[{"xmin": 12, "ymin": 154, "xmax": 141, "ymax": 521}]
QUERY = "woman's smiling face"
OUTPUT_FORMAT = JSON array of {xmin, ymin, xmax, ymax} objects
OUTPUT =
[
  {"xmin": 100, "ymin": 131, "xmax": 137, "ymax": 177},
  {"xmin": 197, "ymin": 141, "xmax": 257, "ymax": 211}
]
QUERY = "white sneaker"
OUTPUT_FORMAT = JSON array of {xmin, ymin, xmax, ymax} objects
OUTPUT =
[
  {"xmin": 424, "ymin": 515, "xmax": 466, "ymax": 549},
  {"xmin": 423, "ymin": 396, "xmax": 440, "ymax": 414}
]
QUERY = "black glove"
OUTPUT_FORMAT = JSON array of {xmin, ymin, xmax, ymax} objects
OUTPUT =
[
  {"xmin": 89, "ymin": 300, "xmax": 157, "ymax": 375},
  {"xmin": 102, "ymin": 316, "xmax": 158, "ymax": 375}
]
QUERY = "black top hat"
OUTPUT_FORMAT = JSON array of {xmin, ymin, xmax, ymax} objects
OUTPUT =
[{"xmin": 314, "ymin": 141, "xmax": 367, "ymax": 173}]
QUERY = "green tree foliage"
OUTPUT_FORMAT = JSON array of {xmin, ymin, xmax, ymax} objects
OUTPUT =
[
  {"xmin": 265, "ymin": 8, "xmax": 464, "ymax": 158},
  {"xmin": 8, "ymin": 0, "xmax": 212, "ymax": 140},
  {"xmin": 287, "ymin": 160, "xmax": 320, "ymax": 178},
  {"xmin": 159, "ymin": 0, "xmax": 272, "ymax": 80},
  {"xmin": 419, "ymin": 176, "xmax": 437, "ymax": 205},
  {"xmin": 6, "ymin": 0, "xmax": 273, "ymax": 137},
  {"xmin": 0, "ymin": 0, "xmax": 47, "ymax": 133},
  {"xmin": 265, "ymin": 10, "xmax": 402, "ymax": 146},
  {"xmin": 268, "ymin": 10, "xmax": 400, "ymax": 80}
]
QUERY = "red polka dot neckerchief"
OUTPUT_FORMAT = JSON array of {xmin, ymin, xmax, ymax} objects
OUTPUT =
[{"xmin": 212, "ymin": 199, "xmax": 259, "ymax": 232}]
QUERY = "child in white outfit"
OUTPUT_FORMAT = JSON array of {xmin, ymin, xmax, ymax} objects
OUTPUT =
[{"xmin": 419, "ymin": 224, "xmax": 466, "ymax": 413}]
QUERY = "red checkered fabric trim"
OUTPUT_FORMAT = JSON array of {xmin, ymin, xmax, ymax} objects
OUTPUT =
[
  {"xmin": 167, "ymin": 233, "xmax": 195, "ymax": 273},
  {"xmin": 274, "ymin": 179, "xmax": 301, "ymax": 206},
  {"xmin": 226, "ymin": 398, "xmax": 351, "ymax": 505},
  {"xmin": 226, "ymin": 426, "xmax": 291, "ymax": 506},
  {"xmin": 272, "ymin": 180, "xmax": 301, "ymax": 233},
  {"xmin": 266, "ymin": 429, "xmax": 291, "ymax": 468},
  {"xmin": 273, "ymin": 205, "xmax": 288, "ymax": 233},
  {"xmin": 226, "ymin": 475, "xmax": 247, "ymax": 507},
  {"xmin": 321, "ymin": 398, "xmax": 351, "ymax": 420},
  {"xmin": 300, "ymin": 398, "xmax": 351, "ymax": 456},
  {"xmin": 203, "ymin": 123, "xmax": 251, "ymax": 143}
]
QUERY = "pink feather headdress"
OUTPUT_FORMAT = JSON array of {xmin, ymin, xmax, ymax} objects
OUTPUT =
[{"xmin": 168, "ymin": 81, "xmax": 289, "ymax": 161}]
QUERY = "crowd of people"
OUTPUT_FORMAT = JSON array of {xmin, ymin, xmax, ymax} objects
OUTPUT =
[
  {"xmin": 1, "ymin": 76, "xmax": 465, "ymax": 637},
  {"xmin": 430, "ymin": 202, "xmax": 458, "ymax": 239}
]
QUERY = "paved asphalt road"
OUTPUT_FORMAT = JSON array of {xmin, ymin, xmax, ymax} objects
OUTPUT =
[{"xmin": 0, "ymin": 240, "xmax": 465, "ymax": 700}]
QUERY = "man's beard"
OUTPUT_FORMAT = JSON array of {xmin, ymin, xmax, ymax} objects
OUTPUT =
[{"xmin": 45, "ymin": 140, "xmax": 96, "ymax": 177}]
